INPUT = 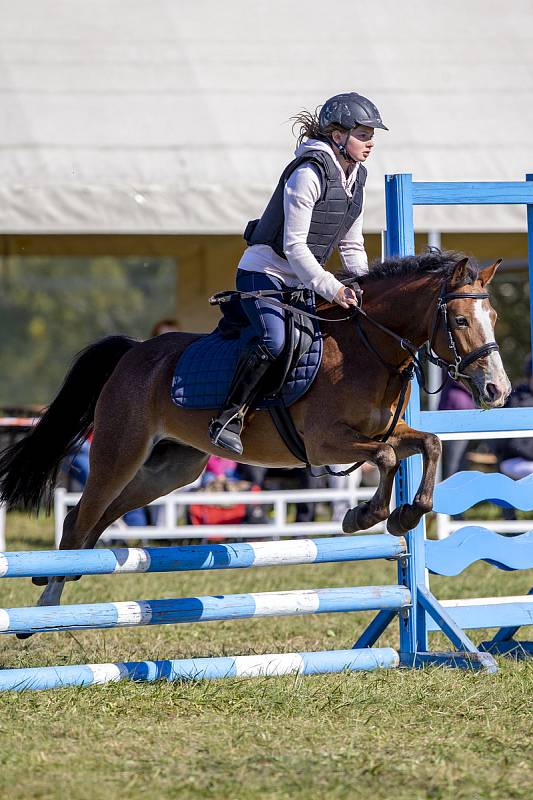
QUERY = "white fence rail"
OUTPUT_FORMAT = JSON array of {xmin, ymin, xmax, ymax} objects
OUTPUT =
[
  {"xmin": 53, "ymin": 484, "xmax": 382, "ymax": 546},
  {"xmin": 2, "ymin": 464, "xmax": 532, "ymax": 550},
  {"xmin": 50, "ymin": 482, "xmax": 533, "ymax": 546},
  {"xmin": 436, "ymin": 516, "xmax": 533, "ymax": 538}
]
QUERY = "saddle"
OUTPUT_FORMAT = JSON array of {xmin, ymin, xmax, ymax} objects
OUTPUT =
[{"xmin": 171, "ymin": 289, "xmax": 322, "ymax": 416}]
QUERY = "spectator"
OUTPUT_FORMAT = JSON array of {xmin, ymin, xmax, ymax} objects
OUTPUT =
[
  {"xmin": 438, "ymin": 376, "xmax": 476, "ymax": 478},
  {"xmin": 294, "ymin": 467, "xmax": 323, "ymax": 522},
  {"xmin": 150, "ymin": 317, "xmax": 180, "ymax": 337},
  {"xmin": 235, "ymin": 463, "xmax": 268, "ymax": 489},
  {"xmin": 262, "ymin": 467, "xmax": 322, "ymax": 522},
  {"xmin": 202, "ymin": 455, "xmax": 238, "ymax": 486},
  {"xmin": 189, "ymin": 455, "xmax": 268, "ymax": 534},
  {"xmin": 493, "ymin": 355, "xmax": 533, "ymax": 480},
  {"xmin": 64, "ymin": 437, "xmax": 91, "ymax": 491}
]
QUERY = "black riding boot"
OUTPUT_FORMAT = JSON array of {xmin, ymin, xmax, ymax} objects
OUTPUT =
[{"xmin": 208, "ymin": 343, "xmax": 275, "ymax": 455}]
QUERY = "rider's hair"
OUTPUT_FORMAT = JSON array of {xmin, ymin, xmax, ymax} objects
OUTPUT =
[{"xmin": 290, "ymin": 108, "xmax": 345, "ymax": 145}]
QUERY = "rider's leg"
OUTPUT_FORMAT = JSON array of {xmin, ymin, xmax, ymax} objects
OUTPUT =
[
  {"xmin": 237, "ymin": 270, "xmax": 287, "ymax": 359},
  {"xmin": 208, "ymin": 270, "xmax": 286, "ymax": 455},
  {"xmin": 208, "ymin": 341, "xmax": 275, "ymax": 454}
]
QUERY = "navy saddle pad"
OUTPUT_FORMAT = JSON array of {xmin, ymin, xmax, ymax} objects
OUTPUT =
[{"xmin": 171, "ymin": 315, "xmax": 322, "ymax": 411}]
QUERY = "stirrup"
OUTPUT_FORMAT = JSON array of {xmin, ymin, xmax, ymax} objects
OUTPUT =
[
  {"xmin": 207, "ymin": 342, "xmax": 275, "ymax": 455},
  {"xmin": 208, "ymin": 414, "xmax": 244, "ymax": 455}
]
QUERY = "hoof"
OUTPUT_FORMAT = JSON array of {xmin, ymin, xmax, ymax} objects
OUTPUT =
[
  {"xmin": 32, "ymin": 574, "xmax": 80, "ymax": 587},
  {"xmin": 387, "ymin": 507, "xmax": 406, "ymax": 537},
  {"xmin": 16, "ymin": 631, "xmax": 35, "ymax": 641},
  {"xmin": 342, "ymin": 507, "xmax": 361, "ymax": 534}
]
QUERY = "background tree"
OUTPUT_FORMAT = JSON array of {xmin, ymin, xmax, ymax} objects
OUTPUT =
[{"xmin": 0, "ymin": 256, "xmax": 176, "ymax": 406}]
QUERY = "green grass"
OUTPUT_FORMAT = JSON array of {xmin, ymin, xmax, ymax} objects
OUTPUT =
[{"xmin": 1, "ymin": 513, "xmax": 532, "ymax": 800}]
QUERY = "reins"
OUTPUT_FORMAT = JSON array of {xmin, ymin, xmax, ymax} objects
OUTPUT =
[
  {"xmin": 210, "ymin": 288, "xmax": 359, "ymax": 324},
  {"xmin": 209, "ymin": 278, "xmax": 499, "ymax": 477}
]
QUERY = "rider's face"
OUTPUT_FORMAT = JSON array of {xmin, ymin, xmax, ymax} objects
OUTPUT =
[{"xmin": 333, "ymin": 125, "xmax": 375, "ymax": 162}]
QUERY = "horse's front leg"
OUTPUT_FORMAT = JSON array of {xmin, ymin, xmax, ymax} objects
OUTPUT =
[
  {"xmin": 307, "ymin": 427, "xmax": 399, "ymax": 533},
  {"xmin": 341, "ymin": 447, "xmax": 400, "ymax": 533},
  {"xmin": 385, "ymin": 422, "xmax": 442, "ymax": 536}
]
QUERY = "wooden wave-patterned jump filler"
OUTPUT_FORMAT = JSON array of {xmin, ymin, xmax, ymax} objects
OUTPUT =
[
  {"xmin": 432, "ymin": 471, "xmax": 533, "ymax": 515},
  {"xmin": 425, "ymin": 526, "xmax": 533, "ymax": 576}
]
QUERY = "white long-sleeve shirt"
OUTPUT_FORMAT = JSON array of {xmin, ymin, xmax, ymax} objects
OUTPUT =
[{"xmin": 238, "ymin": 138, "xmax": 368, "ymax": 302}]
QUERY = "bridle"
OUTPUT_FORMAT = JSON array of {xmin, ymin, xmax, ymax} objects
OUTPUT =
[
  {"xmin": 351, "ymin": 279, "xmax": 499, "ymax": 392},
  {"xmin": 423, "ymin": 283, "xmax": 500, "ymax": 384},
  {"xmin": 324, "ymin": 279, "xmax": 500, "ymax": 476}
]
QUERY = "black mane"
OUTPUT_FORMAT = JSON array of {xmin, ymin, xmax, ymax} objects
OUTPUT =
[{"xmin": 357, "ymin": 249, "xmax": 479, "ymax": 286}]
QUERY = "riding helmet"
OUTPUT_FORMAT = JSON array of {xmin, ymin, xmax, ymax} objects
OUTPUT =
[{"xmin": 319, "ymin": 92, "xmax": 389, "ymax": 131}]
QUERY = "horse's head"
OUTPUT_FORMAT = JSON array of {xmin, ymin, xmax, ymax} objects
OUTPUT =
[{"xmin": 430, "ymin": 257, "xmax": 511, "ymax": 409}]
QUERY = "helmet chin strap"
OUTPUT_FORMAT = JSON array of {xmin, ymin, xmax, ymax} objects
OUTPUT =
[{"xmin": 332, "ymin": 130, "xmax": 358, "ymax": 165}]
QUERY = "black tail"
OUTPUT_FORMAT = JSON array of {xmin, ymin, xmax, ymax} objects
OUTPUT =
[{"xmin": 0, "ymin": 335, "xmax": 138, "ymax": 514}]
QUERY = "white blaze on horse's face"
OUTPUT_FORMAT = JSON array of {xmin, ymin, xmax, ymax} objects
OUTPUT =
[
  {"xmin": 468, "ymin": 298, "xmax": 511, "ymax": 408},
  {"xmin": 449, "ymin": 259, "xmax": 511, "ymax": 409}
]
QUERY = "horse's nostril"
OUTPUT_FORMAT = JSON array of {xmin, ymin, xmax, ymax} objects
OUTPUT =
[{"xmin": 485, "ymin": 382, "xmax": 501, "ymax": 401}]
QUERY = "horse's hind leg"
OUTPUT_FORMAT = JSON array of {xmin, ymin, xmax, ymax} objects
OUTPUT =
[
  {"xmin": 80, "ymin": 439, "xmax": 208, "ymax": 549},
  {"xmin": 31, "ymin": 440, "xmax": 207, "ymax": 595},
  {"xmin": 15, "ymin": 504, "xmax": 88, "ymax": 635},
  {"xmin": 29, "ymin": 408, "xmax": 156, "ymax": 615}
]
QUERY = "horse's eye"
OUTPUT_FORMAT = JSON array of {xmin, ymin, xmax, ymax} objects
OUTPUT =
[{"xmin": 455, "ymin": 316, "xmax": 468, "ymax": 327}]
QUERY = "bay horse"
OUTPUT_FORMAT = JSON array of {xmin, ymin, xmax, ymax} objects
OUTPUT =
[{"xmin": 0, "ymin": 251, "xmax": 510, "ymax": 612}]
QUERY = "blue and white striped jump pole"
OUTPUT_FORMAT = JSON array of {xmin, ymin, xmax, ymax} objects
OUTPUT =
[
  {"xmin": 0, "ymin": 585, "xmax": 411, "ymax": 635},
  {"xmin": 0, "ymin": 648, "xmax": 400, "ymax": 692},
  {"xmin": 0, "ymin": 535, "xmax": 405, "ymax": 579}
]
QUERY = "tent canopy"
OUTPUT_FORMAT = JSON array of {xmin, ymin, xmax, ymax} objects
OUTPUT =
[{"xmin": 1, "ymin": 0, "xmax": 532, "ymax": 234}]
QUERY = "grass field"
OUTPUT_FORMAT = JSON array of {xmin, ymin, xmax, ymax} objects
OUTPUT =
[{"xmin": 1, "ymin": 512, "xmax": 532, "ymax": 800}]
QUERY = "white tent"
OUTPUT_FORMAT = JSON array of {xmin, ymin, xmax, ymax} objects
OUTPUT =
[{"xmin": 1, "ymin": 0, "xmax": 532, "ymax": 234}]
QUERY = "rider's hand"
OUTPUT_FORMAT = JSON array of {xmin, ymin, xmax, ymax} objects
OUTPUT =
[{"xmin": 334, "ymin": 285, "xmax": 359, "ymax": 309}]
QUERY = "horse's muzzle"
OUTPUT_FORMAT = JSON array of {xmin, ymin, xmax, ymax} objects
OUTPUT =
[{"xmin": 474, "ymin": 377, "xmax": 511, "ymax": 409}]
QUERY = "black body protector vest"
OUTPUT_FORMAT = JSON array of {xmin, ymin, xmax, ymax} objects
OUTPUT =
[{"xmin": 243, "ymin": 149, "xmax": 367, "ymax": 265}]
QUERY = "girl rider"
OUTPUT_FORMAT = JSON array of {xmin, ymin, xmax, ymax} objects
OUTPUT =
[{"xmin": 208, "ymin": 92, "xmax": 388, "ymax": 454}]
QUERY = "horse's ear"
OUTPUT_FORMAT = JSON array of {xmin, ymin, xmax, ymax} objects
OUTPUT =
[
  {"xmin": 449, "ymin": 257, "xmax": 472, "ymax": 288},
  {"xmin": 479, "ymin": 258, "xmax": 503, "ymax": 286}
]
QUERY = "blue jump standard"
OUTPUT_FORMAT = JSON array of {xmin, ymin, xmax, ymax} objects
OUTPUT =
[
  {"xmin": 0, "ymin": 535, "xmax": 406, "ymax": 579},
  {"xmin": 0, "ymin": 648, "xmax": 400, "ymax": 692},
  {"xmin": 0, "ymin": 585, "xmax": 411, "ymax": 635}
]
